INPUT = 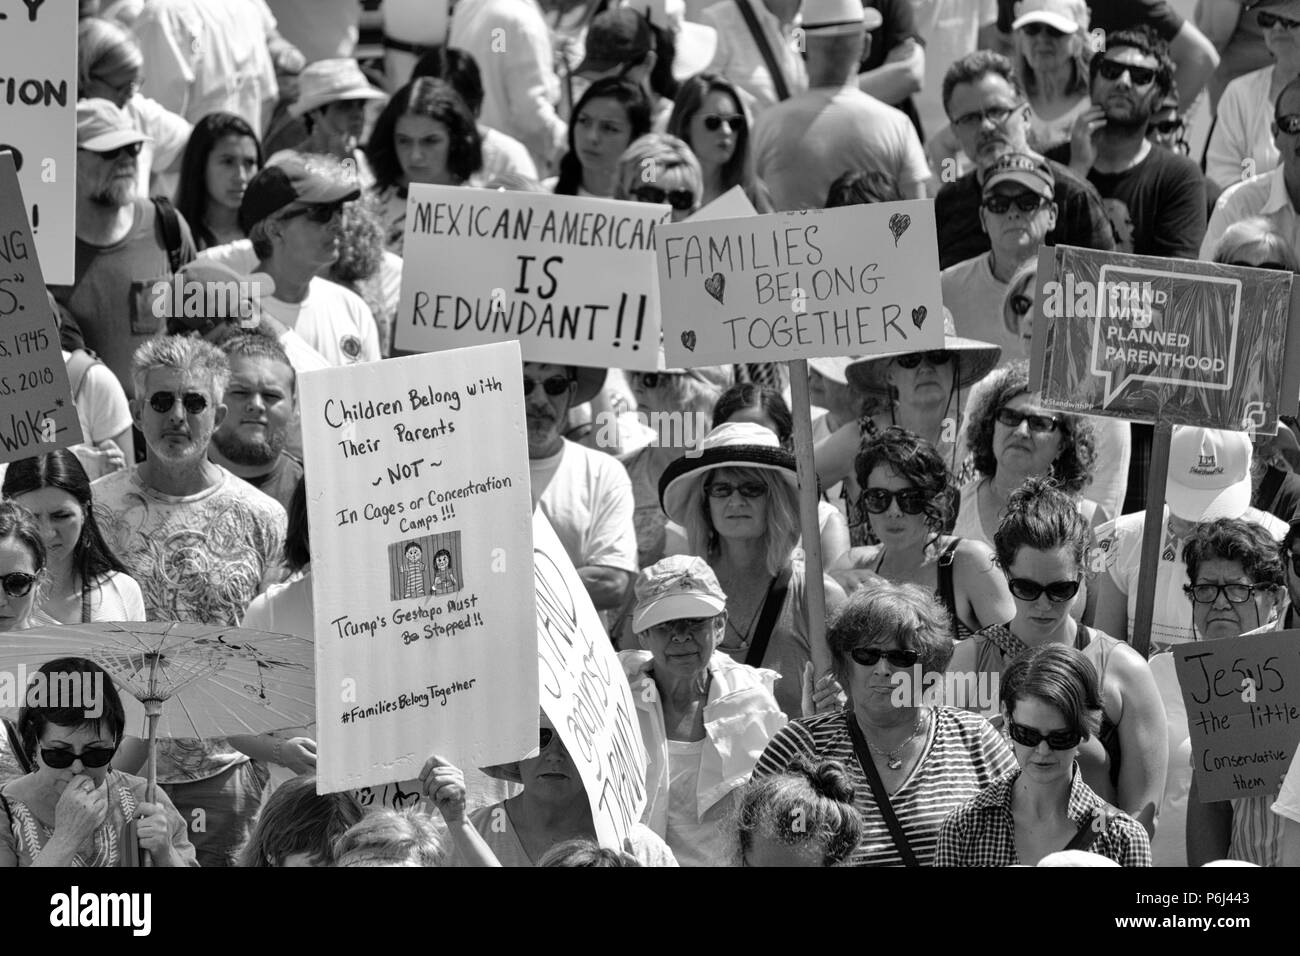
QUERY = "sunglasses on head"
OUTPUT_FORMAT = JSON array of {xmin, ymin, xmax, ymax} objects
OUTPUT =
[
  {"xmin": 1097, "ymin": 59, "xmax": 1157, "ymax": 87},
  {"xmin": 983, "ymin": 193, "xmax": 1046, "ymax": 214},
  {"xmin": 281, "ymin": 201, "xmax": 344, "ymax": 224},
  {"xmin": 1183, "ymin": 582, "xmax": 1267, "ymax": 604},
  {"xmin": 893, "ymin": 350, "xmax": 952, "ymax": 370},
  {"xmin": 148, "ymin": 391, "xmax": 209, "ymax": 415},
  {"xmin": 86, "ymin": 141, "xmax": 143, "ymax": 161},
  {"xmin": 701, "ymin": 112, "xmax": 744, "ymax": 132},
  {"xmin": 1, "ymin": 571, "xmax": 37, "ymax": 598},
  {"xmin": 1259, "ymin": 10, "xmax": 1300, "ymax": 30},
  {"xmin": 1008, "ymin": 576, "xmax": 1081, "ymax": 603},
  {"xmin": 1007, "ymin": 720, "xmax": 1081, "ymax": 751},
  {"xmin": 850, "ymin": 647, "xmax": 920, "ymax": 668},
  {"xmin": 995, "ymin": 406, "xmax": 1059, "ymax": 433},
  {"xmin": 522, "ymin": 375, "xmax": 572, "ymax": 396},
  {"xmin": 706, "ymin": 480, "xmax": 768, "ymax": 499},
  {"xmin": 1278, "ymin": 113, "xmax": 1300, "ymax": 135},
  {"xmin": 1020, "ymin": 22, "xmax": 1069, "ymax": 38},
  {"xmin": 631, "ymin": 185, "xmax": 696, "ymax": 212},
  {"xmin": 41, "ymin": 743, "xmax": 119, "ymax": 770},
  {"xmin": 862, "ymin": 487, "xmax": 929, "ymax": 515}
]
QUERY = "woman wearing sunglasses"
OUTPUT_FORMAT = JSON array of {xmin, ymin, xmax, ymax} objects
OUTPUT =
[
  {"xmin": 0, "ymin": 657, "xmax": 196, "ymax": 867},
  {"xmin": 614, "ymin": 133, "xmax": 703, "ymax": 222},
  {"xmin": 666, "ymin": 73, "xmax": 773, "ymax": 212},
  {"xmin": 949, "ymin": 478, "xmax": 1167, "ymax": 837},
  {"xmin": 753, "ymin": 581, "xmax": 1016, "ymax": 866},
  {"xmin": 936, "ymin": 642, "xmax": 1151, "ymax": 866},
  {"xmin": 830, "ymin": 427, "xmax": 1013, "ymax": 641},
  {"xmin": 551, "ymin": 78, "xmax": 652, "ymax": 199},
  {"xmin": 0, "ymin": 501, "xmax": 43, "ymax": 637}
]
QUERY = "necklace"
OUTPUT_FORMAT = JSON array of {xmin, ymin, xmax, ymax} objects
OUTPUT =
[
  {"xmin": 865, "ymin": 710, "xmax": 928, "ymax": 770},
  {"xmin": 726, "ymin": 576, "xmax": 772, "ymax": 647}
]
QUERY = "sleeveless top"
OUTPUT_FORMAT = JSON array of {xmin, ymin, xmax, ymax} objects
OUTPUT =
[
  {"xmin": 870, "ymin": 538, "xmax": 973, "ymax": 641},
  {"xmin": 1, "ymin": 778, "xmax": 139, "ymax": 867}
]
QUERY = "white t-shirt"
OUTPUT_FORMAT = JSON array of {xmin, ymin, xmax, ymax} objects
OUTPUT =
[
  {"xmin": 29, "ymin": 571, "xmax": 147, "ymax": 626},
  {"xmin": 65, "ymin": 350, "xmax": 132, "ymax": 446},
  {"xmin": 941, "ymin": 252, "xmax": 1021, "ymax": 358},
  {"xmin": 529, "ymin": 440, "xmax": 638, "ymax": 574},
  {"xmin": 258, "ymin": 278, "xmax": 381, "ymax": 367},
  {"xmin": 665, "ymin": 739, "xmax": 734, "ymax": 867},
  {"xmin": 473, "ymin": 125, "xmax": 540, "ymax": 186}
]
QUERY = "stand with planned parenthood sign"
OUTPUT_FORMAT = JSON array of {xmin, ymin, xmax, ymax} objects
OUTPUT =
[
  {"xmin": 300, "ymin": 341, "xmax": 538, "ymax": 794},
  {"xmin": 394, "ymin": 185, "xmax": 668, "ymax": 370},
  {"xmin": 1175, "ymin": 630, "xmax": 1300, "ymax": 803}
]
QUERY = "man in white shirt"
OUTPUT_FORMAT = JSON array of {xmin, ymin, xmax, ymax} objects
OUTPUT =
[{"xmin": 700, "ymin": 0, "xmax": 807, "ymax": 114}]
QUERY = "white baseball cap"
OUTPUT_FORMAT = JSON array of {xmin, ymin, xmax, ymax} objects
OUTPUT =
[{"xmin": 1165, "ymin": 426, "xmax": 1253, "ymax": 522}]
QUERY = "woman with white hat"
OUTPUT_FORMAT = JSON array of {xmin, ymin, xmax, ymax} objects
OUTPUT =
[
  {"xmin": 281, "ymin": 58, "xmax": 387, "ymax": 186},
  {"xmin": 659, "ymin": 422, "xmax": 847, "ymax": 718}
]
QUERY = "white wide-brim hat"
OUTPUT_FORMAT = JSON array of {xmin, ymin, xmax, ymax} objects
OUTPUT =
[{"xmin": 658, "ymin": 422, "xmax": 798, "ymax": 525}]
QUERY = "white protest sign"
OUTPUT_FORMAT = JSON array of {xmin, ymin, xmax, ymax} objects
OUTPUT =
[
  {"xmin": 658, "ymin": 199, "xmax": 944, "ymax": 367},
  {"xmin": 301, "ymin": 341, "xmax": 538, "ymax": 793},
  {"xmin": 534, "ymin": 512, "xmax": 648, "ymax": 848},
  {"xmin": 0, "ymin": 0, "xmax": 75, "ymax": 284},
  {"xmin": 690, "ymin": 185, "xmax": 757, "ymax": 222},
  {"xmin": 395, "ymin": 185, "xmax": 668, "ymax": 370}
]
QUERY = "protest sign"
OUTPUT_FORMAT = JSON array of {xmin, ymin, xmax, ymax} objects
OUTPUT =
[
  {"xmin": 1175, "ymin": 630, "xmax": 1300, "ymax": 803},
  {"xmin": 1031, "ymin": 245, "xmax": 1300, "ymax": 435},
  {"xmin": 658, "ymin": 199, "xmax": 944, "ymax": 367},
  {"xmin": 301, "ymin": 340, "xmax": 538, "ymax": 793},
  {"xmin": 0, "ymin": 0, "xmax": 75, "ymax": 284},
  {"xmin": 690, "ymin": 185, "xmax": 756, "ymax": 222},
  {"xmin": 534, "ymin": 512, "xmax": 648, "ymax": 848},
  {"xmin": 0, "ymin": 152, "xmax": 80, "ymax": 464},
  {"xmin": 394, "ymin": 185, "xmax": 668, "ymax": 370}
]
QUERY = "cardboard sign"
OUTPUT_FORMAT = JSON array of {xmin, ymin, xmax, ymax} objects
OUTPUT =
[
  {"xmin": 0, "ymin": 153, "xmax": 80, "ymax": 463},
  {"xmin": 534, "ymin": 513, "xmax": 648, "ymax": 848},
  {"xmin": 658, "ymin": 199, "xmax": 944, "ymax": 367},
  {"xmin": 394, "ymin": 185, "xmax": 668, "ymax": 370},
  {"xmin": 1175, "ymin": 630, "xmax": 1300, "ymax": 803},
  {"xmin": 690, "ymin": 186, "xmax": 757, "ymax": 222},
  {"xmin": 0, "ymin": 0, "xmax": 75, "ymax": 284},
  {"xmin": 301, "ymin": 341, "xmax": 539, "ymax": 793},
  {"xmin": 1031, "ymin": 246, "xmax": 1300, "ymax": 434}
]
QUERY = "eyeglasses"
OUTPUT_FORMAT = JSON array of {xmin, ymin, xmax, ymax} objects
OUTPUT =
[
  {"xmin": 522, "ymin": 375, "xmax": 572, "ymax": 396},
  {"xmin": 148, "ymin": 391, "xmax": 210, "ymax": 415},
  {"xmin": 85, "ymin": 141, "xmax": 143, "ymax": 161},
  {"xmin": 705, "ymin": 481, "xmax": 768, "ymax": 499},
  {"xmin": 850, "ymin": 647, "xmax": 920, "ymax": 668},
  {"xmin": 1183, "ymin": 583, "xmax": 1269, "ymax": 604},
  {"xmin": 631, "ymin": 185, "xmax": 697, "ymax": 212},
  {"xmin": 280, "ymin": 201, "xmax": 345, "ymax": 224},
  {"xmin": 1278, "ymin": 113, "xmax": 1300, "ymax": 135},
  {"xmin": 1007, "ymin": 720, "xmax": 1081, "ymax": 751},
  {"xmin": 538, "ymin": 727, "xmax": 556, "ymax": 751},
  {"xmin": 893, "ymin": 350, "xmax": 952, "ymax": 369},
  {"xmin": 89, "ymin": 73, "xmax": 143, "ymax": 100},
  {"xmin": 1008, "ymin": 576, "xmax": 1082, "ymax": 603},
  {"xmin": 983, "ymin": 193, "xmax": 1047, "ymax": 214},
  {"xmin": 1149, "ymin": 118, "xmax": 1184, "ymax": 136},
  {"xmin": 1, "ymin": 572, "xmax": 37, "ymax": 598},
  {"xmin": 1226, "ymin": 259, "xmax": 1290, "ymax": 271},
  {"xmin": 40, "ymin": 743, "xmax": 119, "ymax": 770},
  {"xmin": 1259, "ymin": 10, "xmax": 1300, "ymax": 30},
  {"xmin": 631, "ymin": 371, "xmax": 680, "ymax": 389},
  {"xmin": 862, "ymin": 487, "xmax": 929, "ymax": 515},
  {"xmin": 1097, "ymin": 59, "xmax": 1158, "ymax": 87},
  {"xmin": 1009, "ymin": 293, "xmax": 1034, "ymax": 317},
  {"xmin": 1020, "ymin": 22, "xmax": 1068, "ymax": 38},
  {"xmin": 995, "ymin": 406, "xmax": 1060, "ymax": 433},
  {"xmin": 701, "ymin": 113, "xmax": 745, "ymax": 132},
  {"xmin": 950, "ymin": 104, "xmax": 1020, "ymax": 129}
]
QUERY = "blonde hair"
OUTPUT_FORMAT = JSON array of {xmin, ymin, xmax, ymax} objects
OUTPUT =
[
  {"xmin": 334, "ymin": 809, "xmax": 443, "ymax": 867},
  {"xmin": 614, "ymin": 133, "xmax": 703, "ymax": 205},
  {"xmin": 682, "ymin": 465, "xmax": 799, "ymax": 576},
  {"xmin": 1211, "ymin": 217, "xmax": 1300, "ymax": 272},
  {"xmin": 78, "ymin": 17, "xmax": 143, "ymax": 90}
]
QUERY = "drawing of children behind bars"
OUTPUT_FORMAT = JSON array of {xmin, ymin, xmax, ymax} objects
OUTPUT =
[
  {"xmin": 401, "ymin": 542, "xmax": 427, "ymax": 598},
  {"xmin": 432, "ymin": 548, "xmax": 459, "ymax": 595}
]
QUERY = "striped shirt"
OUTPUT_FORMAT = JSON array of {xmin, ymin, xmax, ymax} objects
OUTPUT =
[
  {"xmin": 753, "ymin": 708, "xmax": 1017, "ymax": 866},
  {"xmin": 1230, "ymin": 794, "xmax": 1283, "ymax": 867}
]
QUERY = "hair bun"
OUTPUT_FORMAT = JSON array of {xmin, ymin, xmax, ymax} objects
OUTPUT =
[{"xmin": 807, "ymin": 759, "xmax": 855, "ymax": 803}]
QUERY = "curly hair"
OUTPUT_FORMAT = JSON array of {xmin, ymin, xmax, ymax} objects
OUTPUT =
[
  {"xmin": 854, "ymin": 427, "xmax": 956, "ymax": 540},
  {"xmin": 539, "ymin": 839, "xmax": 643, "ymax": 867},
  {"xmin": 827, "ymin": 581, "xmax": 954, "ymax": 693},
  {"xmin": 1182, "ymin": 517, "xmax": 1285, "ymax": 591},
  {"xmin": 0, "ymin": 499, "xmax": 46, "ymax": 574},
  {"xmin": 1089, "ymin": 27, "xmax": 1176, "ymax": 101},
  {"xmin": 733, "ymin": 756, "xmax": 862, "ymax": 866},
  {"xmin": 366, "ymin": 77, "xmax": 483, "ymax": 191},
  {"xmin": 964, "ymin": 360, "xmax": 1095, "ymax": 494}
]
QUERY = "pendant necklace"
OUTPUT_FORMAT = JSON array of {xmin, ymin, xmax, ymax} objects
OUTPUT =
[{"xmin": 866, "ymin": 710, "xmax": 928, "ymax": 770}]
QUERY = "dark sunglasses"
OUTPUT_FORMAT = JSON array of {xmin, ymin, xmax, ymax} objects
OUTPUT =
[
  {"xmin": 281, "ymin": 201, "xmax": 344, "ymax": 224},
  {"xmin": 1010, "ymin": 293, "xmax": 1034, "ymax": 317},
  {"xmin": 894, "ymin": 350, "xmax": 952, "ymax": 369},
  {"xmin": 983, "ymin": 193, "xmax": 1046, "ymax": 214},
  {"xmin": 41, "ymin": 743, "xmax": 119, "ymax": 770},
  {"xmin": 1008, "ymin": 576, "xmax": 1081, "ymax": 603},
  {"xmin": 632, "ymin": 371, "xmax": 680, "ymax": 389},
  {"xmin": 705, "ymin": 481, "xmax": 767, "ymax": 499},
  {"xmin": 1020, "ymin": 22, "xmax": 1068, "ymax": 38},
  {"xmin": 1183, "ymin": 583, "xmax": 1268, "ymax": 605},
  {"xmin": 522, "ymin": 375, "xmax": 572, "ymax": 397},
  {"xmin": 1278, "ymin": 113, "xmax": 1300, "ymax": 135},
  {"xmin": 148, "ymin": 391, "xmax": 210, "ymax": 415},
  {"xmin": 1226, "ymin": 259, "xmax": 1290, "ymax": 271},
  {"xmin": 862, "ymin": 487, "xmax": 929, "ymax": 515},
  {"xmin": 1, "ymin": 571, "xmax": 37, "ymax": 598},
  {"xmin": 1149, "ymin": 118, "xmax": 1184, "ymax": 136},
  {"xmin": 1097, "ymin": 59, "xmax": 1157, "ymax": 87},
  {"xmin": 850, "ymin": 647, "xmax": 920, "ymax": 668},
  {"xmin": 539, "ymin": 727, "xmax": 556, "ymax": 750},
  {"xmin": 701, "ymin": 112, "xmax": 744, "ymax": 132},
  {"xmin": 995, "ymin": 406, "xmax": 1059, "ymax": 433},
  {"xmin": 1290, "ymin": 551, "xmax": 1300, "ymax": 577},
  {"xmin": 1007, "ymin": 720, "xmax": 1081, "ymax": 751},
  {"xmin": 85, "ymin": 141, "xmax": 143, "ymax": 161},
  {"xmin": 631, "ymin": 185, "xmax": 696, "ymax": 212},
  {"xmin": 1259, "ymin": 10, "xmax": 1300, "ymax": 30}
]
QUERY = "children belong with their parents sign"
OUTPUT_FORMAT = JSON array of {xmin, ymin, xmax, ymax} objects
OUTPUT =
[{"xmin": 300, "ymin": 340, "xmax": 538, "ymax": 794}]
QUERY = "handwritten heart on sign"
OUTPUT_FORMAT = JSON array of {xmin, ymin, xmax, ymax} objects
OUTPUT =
[
  {"xmin": 704, "ymin": 272, "xmax": 725, "ymax": 304},
  {"xmin": 681, "ymin": 330, "xmax": 697, "ymax": 352},
  {"xmin": 912, "ymin": 306, "xmax": 927, "ymax": 329},
  {"xmin": 888, "ymin": 213, "xmax": 911, "ymax": 247}
]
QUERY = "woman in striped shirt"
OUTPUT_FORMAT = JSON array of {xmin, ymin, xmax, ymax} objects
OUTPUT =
[{"xmin": 751, "ymin": 581, "xmax": 1016, "ymax": 866}]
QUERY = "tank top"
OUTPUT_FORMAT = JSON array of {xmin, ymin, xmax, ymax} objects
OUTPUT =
[{"xmin": 872, "ymin": 538, "xmax": 973, "ymax": 640}]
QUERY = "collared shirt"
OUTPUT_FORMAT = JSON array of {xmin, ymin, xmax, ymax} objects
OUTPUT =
[
  {"xmin": 935, "ymin": 766, "xmax": 1152, "ymax": 866},
  {"xmin": 1202, "ymin": 166, "xmax": 1300, "ymax": 260}
]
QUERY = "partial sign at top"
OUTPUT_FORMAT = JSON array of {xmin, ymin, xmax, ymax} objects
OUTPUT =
[
  {"xmin": 394, "ymin": 185, "xmax": 668, "ymax": 370},
  {"xmin": 1031, "ymin": 246, "xmax": 1300, "ymax": 434},
  {"xmin": 657, "ymin": 199, "xmax": 944, "ymax": 367},
  {"xmin": 0, "ymin": 0, "xmax": 76, "ymax": 284}
]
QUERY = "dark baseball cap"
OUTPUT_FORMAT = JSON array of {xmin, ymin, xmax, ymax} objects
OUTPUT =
[
  {"xmin": 239, "ymin": 150, "xmax": 361, "ymax": 234},
  {"xmin": 575, "ymin": 8, "xmax": 655, "ymax": 76}
]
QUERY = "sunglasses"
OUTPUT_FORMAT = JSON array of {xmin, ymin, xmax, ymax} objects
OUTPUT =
[
  {"xmin": 950, "ymin": 105, "xmax": 1020, "ymax": 129},
  {"xmin": 1020, "ymin": 22, "xmax": 1068, "ymax": 38},
  {"xmin": 148, "ymin": 391, "xmax": 210, "ymax": 415},
  {"xmin": 41, "ymin": 744, "xmax": 119, "ymax": 770},
  {"xmin": 1149, "ymin": 118, "xmax": 1184, "ymax": 136},
  {"xmin": 1278, "ymin": 113, "xmax": 1300, "ymax": 135},
  {"xmin": 1009, "ymin": 293, "xmax": 1034, "ymax": 317},
  {"xmin": 1008, "ymin": 576, "xmax": 1081, "ymax": 603},
  {"xmin": 1007, "ymin": 720, "xmax": 1081, "ymax": 751},
  {"xmin": 706, "ymin": 481, "xmax": 768, "ymax": 499},
  {"xmin": 893, "ymin": 350, "xmax": 952, "ymax": 369},
  {"xmin": 850, "ymin": 647, "xmax": 920, "ymax": 668},
  {"xmin": 983, "ymin": 193, "xmax": 1046, "ymax": 214},
  {"xmin": 701, "ymin": 112, "xmax": 745, "ymax": 132},
  {"xmin": 862, "ymin": 487, "xmax": 929, "ymax": 516},
  {"xmin": 1259, "ymin": 10, "xmax": 1300, "ymax": 30},
  {"xmin": 1183, "ymin": 583, "xmax": 1268, "ymax": 605},
  {"xmin": 538, "ymin": 727, "xmax": 556, "ymax": 750},
  {"xmin": 648, "ymin": 616, "xmax": 716, "ymax": 637},
  {"xmin": 1097, "ymin": 59, "xmax": 1157, "ymax": 87},
  {"xmin": 86, "ymin": 141, "xmax": 143, "ymax": 161},
  {"xmin": 1226, "ymin": 259, "xmax": 1290, "ymax": 271},
  {"xmin": 995, "ymin": 406, "xmax": 1060, "ymax": 433},
  {"xmin": 280, "ymin": 201, "xmax": 344, "ymax": 224},
  {"xmin": 1, "ymin": 571, "xmax": 37, "ymax": 598},
  {"xmin": 522, "ymin": 375, "xmax": 572, "ymax": 396},
  {"xmin": 631, "ymin": 185, "xmax": 696, "ymax": 212},
  {"xmin": 632, "ymin": 371, "xmax": 680, "ymax": 389}
]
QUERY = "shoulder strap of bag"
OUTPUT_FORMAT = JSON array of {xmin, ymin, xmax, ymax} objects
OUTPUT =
[
  {"xmin": 734, "ymin": 0, "xmax": 791, "ymax": 102},
  {"xmin": 152, "ymin": 196, "xmax": 184, "ymax": 274},
  {"xmin": 1063, "ymin": 803, "xmax": 1120, "ymax": 854},
  {"xmin": 2, "ymin": 717, "xmax": 33, "ymax": 775},
  {"xmin": 845, "ymin": 713, "xmax": 920, "ymax": 866},
  {"xmin": 744, "ymin": 566, "xmax": 792, "ymax": 667}
]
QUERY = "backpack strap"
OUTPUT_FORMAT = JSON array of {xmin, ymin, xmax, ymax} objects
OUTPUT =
[
  {"xmin": 152, "ymin": 196, "xmax": 184, "ymax": 274},
  {"xmin": 64, "ymin": 348, "xmax": 101, "ymax": 402},
  {"xmin": 734, "ymin": 0, "xmax": 791, "ymax": 102}
]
